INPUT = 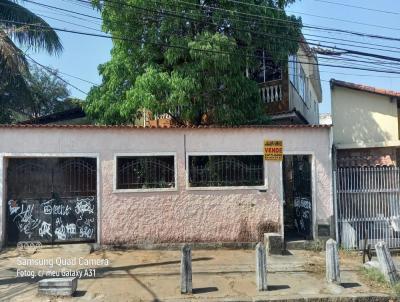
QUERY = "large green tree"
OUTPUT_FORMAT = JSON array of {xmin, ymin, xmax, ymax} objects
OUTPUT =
[
  {"xmin": 0, "ymin": 0, "xmax": 62, "ymax": 82},
  {"xmin": 0, "ymin": 66, "xmax": 76, "ymax": 123},
  {"xmin": 86, "ymin": 0, "xmax": 302, "ymax": 125},
  {"xmin": 0, "ymin": 0, "xmax": 63, "ymax": 123}
]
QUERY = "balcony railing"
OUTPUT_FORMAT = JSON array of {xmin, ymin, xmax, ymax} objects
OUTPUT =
[{"xmin": 260, "ymin": 83, "xmax": 282, "ymax": 103}]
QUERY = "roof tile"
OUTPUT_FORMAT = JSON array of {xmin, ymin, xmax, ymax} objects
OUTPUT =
[
  {"xmin": 0, "ymin": 124, "xmax": 331, "ymax": 129},
  {"xmin": 331, "ymin": 79, "xmax": 400, "ymax": 98}
]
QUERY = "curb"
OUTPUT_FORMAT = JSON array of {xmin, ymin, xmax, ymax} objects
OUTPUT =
[{"xmin": 160, "ymin": 294, "xmax": 394, "ymax": 302}]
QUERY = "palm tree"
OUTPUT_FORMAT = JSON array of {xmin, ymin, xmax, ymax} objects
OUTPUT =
[{"xmin": 0, "ymin": 0, "xmax": 63, "ymax": 82}]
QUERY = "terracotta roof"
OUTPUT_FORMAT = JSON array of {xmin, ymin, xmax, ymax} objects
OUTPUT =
[
  {"xmin": 0, "ymin": 124, "xmax": 331, "ymax": 129},
  {"xmin": 330, "ymin": 79, "xmax": 400, "ymax": 98}
]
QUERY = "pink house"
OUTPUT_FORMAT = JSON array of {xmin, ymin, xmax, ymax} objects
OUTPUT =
[{"xmin": 0, "ymin": 124, "xmax": 332, "ymax": 247}]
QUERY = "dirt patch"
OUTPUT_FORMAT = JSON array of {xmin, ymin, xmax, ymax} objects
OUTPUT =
[{"xmin": 302, "ymin": 251, "xmax": 325, "ymax": 275}]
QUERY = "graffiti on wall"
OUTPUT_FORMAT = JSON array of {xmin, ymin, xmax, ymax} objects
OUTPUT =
[
  {"xmin": 7, "ymin": 197, "xmax": 96, "ymax": 243},
  {"xmin": 293, "ymin": 197, "xmax": 312, "ymax": 235}
]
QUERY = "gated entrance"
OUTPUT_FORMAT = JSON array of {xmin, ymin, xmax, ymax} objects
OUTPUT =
[
  {"xmin": 6, "ymin": 157, "xmax": 97, "ymax": 245},
  {"xmin": 336, "ymin": 166, "xmax": 400, "ymax": 250},
  {"xmin": 283, "ymin": 155, "xmax": 313, "ymax": 240}
]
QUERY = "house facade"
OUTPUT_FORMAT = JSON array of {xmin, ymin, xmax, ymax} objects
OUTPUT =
[
  {"xmin": 331, "ymin": 79, "xmax": 400, "ymax": 167},
  {"xmin": 0, "ymin": 125, "xmax": 332, "ymax": 247}
]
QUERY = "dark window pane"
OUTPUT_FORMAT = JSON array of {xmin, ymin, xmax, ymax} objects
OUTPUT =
[
  {"xmin": 7, "ymin": 158, "xmax": 96, "ymax": 199},
  {"xmin": 189, "ymin": 155, "xmax": 264, "ymax": 187},
  {"xmin": 117, "ymin": 156, "xmax": 175, "ymax": 189}
]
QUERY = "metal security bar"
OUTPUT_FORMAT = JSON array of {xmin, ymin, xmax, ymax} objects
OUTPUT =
[
  {"xmin": 117, "ymin": 156, "xmax": 175, "ymax": 189},
  {"xmin": 188, "ymin": 155, "xmax": 264, "ymax": 187},
  {"xmin": 336, "ymin": 166, "xmax": 400, "ymax": 250}
]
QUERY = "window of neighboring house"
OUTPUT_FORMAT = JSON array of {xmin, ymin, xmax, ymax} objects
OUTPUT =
[
  {"xmin": 253, "ymin": 50, "xmax": 282, "ymax": 83},
  {"xmin": 289, "ymin": 54, "xmax": 297, "ymax": 86},
  {"xmin": 298, "ymin": 66, "xmax": 306, "ymax": 100},
  {"xmin": 116, "ymin": 155, "xmax": 176, "ymax": 190},
  {"xmin": 188, "ymin": 155, "xmax": 265, "ymax": 188},
  {"xmin": 264, "ymin": 57, "xmax": 282, "ymax": 82},
  {"xmin": 289, "ymin": 55, "xmax": 308, "ymax": 103}
]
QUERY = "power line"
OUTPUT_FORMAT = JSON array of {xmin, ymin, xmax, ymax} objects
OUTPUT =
[
  {"xmin": 33, "ymin": 10, "xmax": 400, "ymax": 74},
  {"xmin": 25, "ymin": 0, "xmax": 400, "ymax": 47},
  {"xmin": 7, "ymin": 19, "xmax": 400, "ymax": 76},
  {"xmin": 167, "ymin": 0, "xmax": 400, "ymax": 32},
  {"xmin": 56, "ymin": 0, "xmax": 400, "ymax": 53},
  {"xmin": 310, "ymin": 0, "xmax": 398, "ymax": 15},
  {"xmin": 14, "ymin": 0, "xmax": 400, "ymax": 66},
  {"xmin": 69, "ymin": 0, "xmax": 400, "ymax": 63},
  {"xmin": 77, "ymin": 0, "xmax": 400, "ymax": 57},
  {"xmin": 30, "ymin": 12, "xmax": 400, "ymax": 73},
  {"xmin": 36, "ymin": 13, "xmax": 102, "ymax": 33},
  {"xmin": 223, "ymin": 0, "xmax": 400, "ymax": 30},
  {"xmin": 26, "ymin": 55, "xmax": 89, "ymax": 95}
]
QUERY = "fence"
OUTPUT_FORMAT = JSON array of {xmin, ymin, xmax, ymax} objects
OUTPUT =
[{"xmin": 336, "ymin": 166, "xmax": 400, "ymax": 250}]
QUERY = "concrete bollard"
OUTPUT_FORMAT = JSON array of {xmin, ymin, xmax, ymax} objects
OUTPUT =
[
  {"xmin": 256, "ymin": 242, "xmax": 268, "ymax": 291},
  {"xmin": 375, "ymin": 241, "xmax": 399, "ymax": 285},
  {"xmin": 326, "ymin": 239, "xmax": 341, "ymax": 284},
  {"xmin": 38, "ymin": 277, "xmax": 77, "ymax": 296},
  {"xmin": 180, "ymin": 244, "xmax": 192, "ymax": 294}
]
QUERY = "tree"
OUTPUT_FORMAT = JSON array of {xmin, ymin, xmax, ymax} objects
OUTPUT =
[
  {"xmin": 0, "ymin": 66, "xmax": 76, "ymax": 123},
  {"xmin": 0, "ymin": 0, "xmax": 62, "ymax": 83},
  {"xmin": 86, "ymin": 0, "xmax": 302, "ymax": 125}
]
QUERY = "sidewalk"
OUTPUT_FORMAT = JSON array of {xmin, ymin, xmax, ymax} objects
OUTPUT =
[{"xmin": 0, "ymin": 245, "xmax": 395, "ymax": 301}]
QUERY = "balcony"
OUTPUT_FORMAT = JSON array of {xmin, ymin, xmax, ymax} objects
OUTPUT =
[
  {"xmin": 260, "ymin": 81, "xmax": 282, "ymax": 103},
  {"xmin": 259, "ymin": 79, "xmax": 288, "ymax": 115},
  {"xmin": 259, "ymin": 79, "xmax": 319, "ymax": 125}
]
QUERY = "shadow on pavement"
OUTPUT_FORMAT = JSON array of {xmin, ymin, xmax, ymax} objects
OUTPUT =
[
  {"xmin": 192, "ymin": 287, "xmax": 218, "ymax": 294},
  {"xmin": 341, "ymin": 282, "xmax": 361, "ymax": 289},
  {"xmin": 268, "ymin": 285, "xmax": 290, "ymax": 291},
  {"xmin": 73, "ymin": 290, "xmax": 87, "ymax": 297}
]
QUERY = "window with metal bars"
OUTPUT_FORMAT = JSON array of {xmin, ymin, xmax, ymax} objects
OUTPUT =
[
  {"xmin": 116, "ymin": 156, "xmax": 175, "ymax": 190},
  {"xmin": 188, "ymin": 155, "xmax": 265, "ymax": 188}
]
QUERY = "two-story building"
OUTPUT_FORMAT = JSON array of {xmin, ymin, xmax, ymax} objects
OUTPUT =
[
  {"xmin": 259, "ymin": 38, "xmax": 322, "ymax": 125},
  {"xmin": 331, "ymin": 79, "xmax": 400, "ymax": 167},
  {"xmin": 149, "ymin": 37, "xmax": 323, "ymax": 127}
]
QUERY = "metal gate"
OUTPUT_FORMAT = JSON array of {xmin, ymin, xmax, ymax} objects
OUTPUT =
[
  {"xmin": 283, "ymin": 155, "xmax": 313, "ymax": 240},
  {"xmin": 6, "ymin": 157, "xmax": 97, "ymax": 245},
  {"xmin": 336, "ymin": 166, "xmax": 400, "ymax": 250}
]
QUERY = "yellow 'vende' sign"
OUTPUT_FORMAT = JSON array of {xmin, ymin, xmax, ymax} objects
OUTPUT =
[{"xmin": 264, "ymin": 140, "xmax": 283, "ymax": 161}]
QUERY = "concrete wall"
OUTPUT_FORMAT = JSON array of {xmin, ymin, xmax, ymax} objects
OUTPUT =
[
  {"xmin": 332, "ymin": 86, "xmax": 399, "ymax": 149},
  {"xmin": 0, "ymin": 126, "xmax": 332, "ymax": 246}
]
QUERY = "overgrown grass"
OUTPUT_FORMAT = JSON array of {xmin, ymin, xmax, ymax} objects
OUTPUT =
[
  {"xmin": 362, "ymin": 267, "xmax": 400, "ymax": 298},
  {"xmin": 308, "ymin": 239, "xmax": 324, "ymax": 252},
  {"xmin": 362, "ymin": 267, "xmax": 387, "ymax": 286}
]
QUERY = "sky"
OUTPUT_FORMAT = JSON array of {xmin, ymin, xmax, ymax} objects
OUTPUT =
[{"xmin": 23, "ymin": 0, "xmax": 400, "ymax": 114}]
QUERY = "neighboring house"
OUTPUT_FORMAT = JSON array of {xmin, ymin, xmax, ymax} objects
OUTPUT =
[
  {"xmin": 151, "ymin": 36, "xmax": 323, "ymax": 126},
  {"xmin": 20, "ymin": 38, "xmax": 323, "ymax": 127},
  {"xmin": 19, "ymin": 107, "xmax": 88, "ymax": 125},
  {"xmin": 331, "ymin": 79, "xmax": 400, "ymax": 167},
  {"xmin": 260, "ymin": 37, "xmax": 322, "ymax": 125}
]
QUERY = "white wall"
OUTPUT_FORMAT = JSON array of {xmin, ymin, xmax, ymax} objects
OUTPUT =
[{"xmin": 332, "ymin": 86, "xmax": 399, "ymax": 149}]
